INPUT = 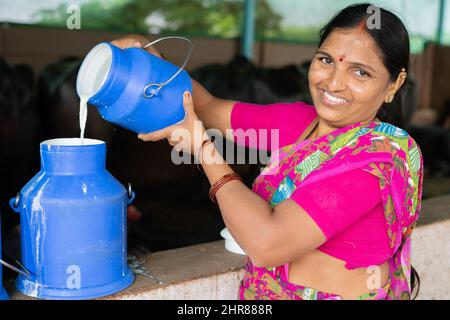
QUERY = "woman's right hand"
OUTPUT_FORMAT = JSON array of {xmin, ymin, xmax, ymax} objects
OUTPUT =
[{"xmin": 110, "ymin": 34, "xmax": 162, "ymax": 58}]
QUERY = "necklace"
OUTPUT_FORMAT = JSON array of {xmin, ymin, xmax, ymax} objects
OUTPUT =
[
  {"xmin": 305, "ymin": 123, "xmax": 319, "ymax": 140},
  {"xmin": 305, "ymin": 117, "xmax": 378, "ymax": 141}
]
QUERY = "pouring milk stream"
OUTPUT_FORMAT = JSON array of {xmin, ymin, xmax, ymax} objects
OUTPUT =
[{"xmin": 79, "ymin": 96, "xmax": 88, "ymax": 144}]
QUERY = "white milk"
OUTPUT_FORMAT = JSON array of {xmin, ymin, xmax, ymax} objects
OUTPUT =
[
  {"xmin": 79, "ymin": 96, "xmax": 88, "ymax": 144},
  {"xmin": 76, "ymin": 43, "xmax": 113, "ymax": 144}
]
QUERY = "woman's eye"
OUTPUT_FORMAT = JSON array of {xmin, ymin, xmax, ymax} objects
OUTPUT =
[
  {"xmin": 354, "ymin": 69, "xmax": 370, "ymax": 77},
  {"xmin": 319, "ymin": 57, "xmax": 333, "ymax": 65}
]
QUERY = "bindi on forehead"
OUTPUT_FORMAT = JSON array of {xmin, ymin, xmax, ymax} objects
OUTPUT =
[{"xmin": 338, "ymin": 55, "xmax": 346, "ymax": 62}]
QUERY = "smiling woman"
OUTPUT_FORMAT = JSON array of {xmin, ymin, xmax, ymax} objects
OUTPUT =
[
  {"xmin": 232, "ymin": 3, "xmax": 422, "ymax": 300},
  {"xmin": 111, "ymin": 2, "xmax": 423, "ymax": 300}
]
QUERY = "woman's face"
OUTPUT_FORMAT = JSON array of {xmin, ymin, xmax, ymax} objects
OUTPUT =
[{"xmin": 308, "ymin": 27, "xmax": 394, "ymax": 128}]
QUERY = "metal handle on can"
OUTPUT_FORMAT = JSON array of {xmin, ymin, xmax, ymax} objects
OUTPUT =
[
  {"xmin": 4, "ymin": 193, "xmax": 31, "ymax": 277},
  {"xmin": 9, "ymin": 193, "xmax": 20, "ymax": 213},
  {"xmin": 127, "ymin": 183, "xmax": 135, "ymax": 205},
  {"xmin": 142, "ymin": 36, "xmax": 193, "ymax": 99}
]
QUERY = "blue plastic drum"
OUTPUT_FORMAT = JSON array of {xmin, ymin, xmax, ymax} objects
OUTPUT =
[{"xmin": 10, "ymin": 138, "xmax": 135, "ymax": 299}]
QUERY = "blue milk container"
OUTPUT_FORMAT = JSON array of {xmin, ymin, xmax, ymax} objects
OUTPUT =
[
  {"xmin": 0, "ymin": 216, "xmax": 10, "ymax": 300},
  {"xmin": 76, "ymin": 36, "xmax": 193, "ymax": 134},
  {"xmin": 9, "ymin": 138, "xmax": 135, "ymax": 299}
]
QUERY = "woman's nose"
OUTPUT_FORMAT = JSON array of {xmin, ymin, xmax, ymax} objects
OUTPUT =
[{"xmin": 325, "ymin": 69, "xmax": 347, "ymax": 92}]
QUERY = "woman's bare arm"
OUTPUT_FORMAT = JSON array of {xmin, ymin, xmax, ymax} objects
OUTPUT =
[
  {"xmin": 200, "ymin": 141, "xmax": 326, "ymax": 268},
  {"xmin": 191, "ymin": 79, "xmax": 235, "ymax": 135}
]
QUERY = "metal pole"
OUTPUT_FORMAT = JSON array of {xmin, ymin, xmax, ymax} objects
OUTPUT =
[
  {"xmin": 436, "ymin": 0, "xmax": 446, "ymax": 44},
  {"xmin": 242, "ymin": 0, "xmax": 256, "ymax": 60}
]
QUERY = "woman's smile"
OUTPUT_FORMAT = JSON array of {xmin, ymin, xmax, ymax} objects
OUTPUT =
[{"xmin": 319, "ymin": 88, "xmax": 350, "ymax": 107}]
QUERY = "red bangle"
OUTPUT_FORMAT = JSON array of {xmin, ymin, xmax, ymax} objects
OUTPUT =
[{"xmin": 209, "ymin": 173, "xmax": 243, "ymax": 203}]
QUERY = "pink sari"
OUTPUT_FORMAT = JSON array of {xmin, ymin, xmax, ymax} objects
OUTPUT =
[{"xmin": 239, "ymin": 120, "xmax": 423, "ymax": 300}]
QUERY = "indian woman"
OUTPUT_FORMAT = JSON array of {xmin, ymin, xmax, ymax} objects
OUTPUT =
[{"xmin": 112, "ymin": 3, "xmax": 423, "ymax": 300}]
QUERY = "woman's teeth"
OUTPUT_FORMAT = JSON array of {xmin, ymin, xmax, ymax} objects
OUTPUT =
[{"xmin": 321, "ymin": 90, "xmax": 348, "ymax": 105}]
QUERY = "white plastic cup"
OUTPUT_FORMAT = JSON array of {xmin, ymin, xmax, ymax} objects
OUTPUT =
[{"xmin": 220, "ymin": 228, "xmax": 246, "ymax": 255}]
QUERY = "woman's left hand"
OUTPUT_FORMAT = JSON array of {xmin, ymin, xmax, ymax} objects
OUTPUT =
[{"xmin": 138, "ymin": 91, "xmax": 206, "ymax": 156}]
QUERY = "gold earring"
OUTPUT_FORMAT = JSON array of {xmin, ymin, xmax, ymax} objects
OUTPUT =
[
  {"xmin": 385, "ymin": 95, "xmax": 394, "ymax": 103},
  {"xmin": 399, "ymin": 68, "xmax": 407, "ymax": 79}
]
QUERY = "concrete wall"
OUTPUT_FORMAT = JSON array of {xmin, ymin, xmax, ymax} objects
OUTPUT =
[
  {"xmin": 0, "ymin": 24, "xmax": 240, "ymax": 74},
  {"xmin": 412, "ymin": 219, "xmax": 450, "ymax": 300}
]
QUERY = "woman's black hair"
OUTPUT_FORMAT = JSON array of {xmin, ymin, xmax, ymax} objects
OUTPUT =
[
  {"xmin": 318, "ymin": 3, "xmax": 410, "ymax": 129},
  {"xmin": 319, "ymin": 3, "xmax": 420, "ymax": 299}
]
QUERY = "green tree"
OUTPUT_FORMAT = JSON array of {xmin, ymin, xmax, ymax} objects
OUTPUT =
[{"xmin": 35, "ymin": 0, "xmax": 282, "ymax": 39}]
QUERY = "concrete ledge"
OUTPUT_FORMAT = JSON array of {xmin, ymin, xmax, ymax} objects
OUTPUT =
[
  {"xmin": 114, "ymin": 219, "xmax": 450, "ymax": 300},
  {"xmin": 107, "ymin": 241, "xmax": 246, "ymax": 300},
  {"xmin": 9, "ymin": 195, "xmax": 450, "ymax": 300},
  {"xmin": 9, "ymin": 240, "xmax": 247, "ymax": 300},
  {"xmin": 116, "ymin": 268, "xmax": 245, "ymax": 300},
  {"xmin": 114, "ymin": 195, "xmax": 450, "ymax": 300}
]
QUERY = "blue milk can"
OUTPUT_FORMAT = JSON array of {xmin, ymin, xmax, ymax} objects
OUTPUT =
[
  {"xmin": 9, "ymin": 138, "xmax": 135, "ymax": 299},
  {"xmin": 0, "ymin": 216, "xmax": 10, "ymax": 300},
  {"xmin": 76, "ymin": 36, "xmax": 193, "ymax": 134}
]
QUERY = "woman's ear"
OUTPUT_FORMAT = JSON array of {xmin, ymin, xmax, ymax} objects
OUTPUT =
[
  {"xmin": 395, "ymin": 68, "xmax": 408, "ymax": 91},
  {"xmin": 385, "ymin": 69, "xmax": 407, "ymax": 103}
]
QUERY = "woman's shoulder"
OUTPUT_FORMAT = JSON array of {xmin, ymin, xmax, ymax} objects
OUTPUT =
[
  {"xmin": 368, "ymin": 122, "xmax": 422, "ymax": 154},
  {"xmin": 272, "ymin": 100, "xmax": 317, "ymax": 114},
  {"xmin": 288, "ymin": 101, "xmax": 316, "ymax": 110},
  {"xmin": 270, "ymin": 100, "xmax": 317, "ymax": 114},
  {"xmin": 327, "ymin": 121, "xmax": 422, "ymax": 171},
  {"xmin": 357, "ymin": 122, "xmax": 423, "ymax": 176},
  {"xmin": 234, "ymin": 100, "xmax": 315, "ymax": 108},
  {"xmin": 232, "ymin": 100, "xmax": 317, "ymax": 121}
]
